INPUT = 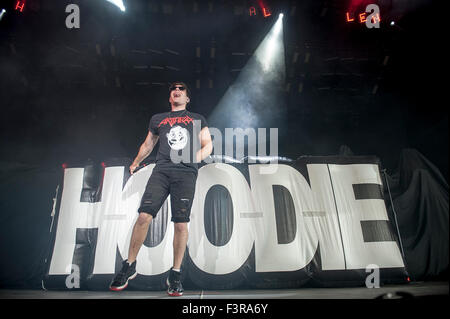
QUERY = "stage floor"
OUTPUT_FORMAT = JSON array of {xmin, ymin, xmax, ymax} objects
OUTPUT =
[{"xmin": 0, "ymin": 281, "xmax": 447, "ymax": 299}]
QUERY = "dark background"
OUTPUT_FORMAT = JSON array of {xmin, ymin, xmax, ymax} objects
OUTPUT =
[{"xmin": 0, "ymin": 0, "xmax": 447, "ymax": 288}]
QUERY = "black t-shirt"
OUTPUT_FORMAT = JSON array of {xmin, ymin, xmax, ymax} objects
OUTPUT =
[{"xmin": 149, "ymin": 109, "xmax": 208, "ymax": 174}]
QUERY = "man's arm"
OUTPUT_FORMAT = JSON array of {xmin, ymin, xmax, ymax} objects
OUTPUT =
[
  {"xmin": 130, "ymin": 130, "xmax": 159, "ymax": 174},
  {"xmin": 196, "ymin": 126, "xmax": 213, "ymax": 163}
]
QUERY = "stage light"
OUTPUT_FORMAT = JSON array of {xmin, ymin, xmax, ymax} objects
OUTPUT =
[
  {"xmin": 390, "ymin": 21, "xmax": 395, "ymax": 26},
  {"xmin": 106, "ymin": 0, "xmax": 125, "ymax": 12},
  {"xmin": 0, "ymin": 9, "xmax": 6, "ymax": 21}
]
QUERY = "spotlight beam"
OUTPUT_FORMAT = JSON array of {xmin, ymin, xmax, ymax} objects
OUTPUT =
[
  {"xmin": 0, "ymin": 8, "xmax": 6, "ymax": 21},
  {"xmin": 106, "ymin": 0, "xmax": 126, "ymax": 12},
  {"xmin": 208, "ymin": 14, "xmax": 286, "ymax": 131},
  {"xmin": 256, "ymin": 14, "xmax": 284, "ymax": 72}
]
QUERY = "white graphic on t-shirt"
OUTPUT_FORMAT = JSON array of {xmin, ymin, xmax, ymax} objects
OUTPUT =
[{"xmin": 167, "ymin": 125, "xmax": 188, "ymax": 150}]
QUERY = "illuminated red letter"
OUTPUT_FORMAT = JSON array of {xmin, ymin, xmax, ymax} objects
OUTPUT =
[
  {"xmin": 249, "ymin": 6, "xmax": 256, "ymax": 16},
  {"xmin": 371, "ymin": 13, "xmax": 381, "ymax": 23},
  {"xmin": 15, "ymin": 1, "xmax": 25, "ymax": 12},
  {"xmin": 262, "ymin": 7, "xmax": 271, "ymax": 18},
  {"xmin": 346, "ymin": 12, "xmax": 354, "ymax": 22},
  {"xmin": 359, "ymin": 12, "xmax": 367, "ymax": 23}
]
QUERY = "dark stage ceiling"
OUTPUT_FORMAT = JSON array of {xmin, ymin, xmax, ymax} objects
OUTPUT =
[{"xmin": 0, "ymin": 0, "xmax": 446, "ymax": 178}]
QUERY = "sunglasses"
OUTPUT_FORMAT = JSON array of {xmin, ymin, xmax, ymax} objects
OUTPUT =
[{"xmin": 169, "ymin": 86, "xmax": 186, "ymax": 91}]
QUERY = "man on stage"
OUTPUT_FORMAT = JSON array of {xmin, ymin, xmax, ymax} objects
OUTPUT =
[{"xmin": 109, "ymin": 82, "xmax": 212, "ymax": 296}]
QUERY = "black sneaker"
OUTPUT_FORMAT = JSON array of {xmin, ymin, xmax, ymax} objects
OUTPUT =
[
  {"xmin": 109, "ymin": 260, "xmax": 137, "ymax": 291},
  {"xmin": 166, "ymin": 268, "xmax": 184, "ymax": 297}
]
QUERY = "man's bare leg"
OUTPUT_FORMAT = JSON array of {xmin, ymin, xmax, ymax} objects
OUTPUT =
[
  {"xmin": 127, "ymin": 213, "xmax": 153, "ymax": 263},
  {"xmin": 173, "ymin": 222, "xmax": 188, "ymax": 269}
]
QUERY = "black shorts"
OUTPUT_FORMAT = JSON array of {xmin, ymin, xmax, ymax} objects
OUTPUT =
[{"xmin": 138, "ymin": 168, "xmax": 197, "ymax": 223}]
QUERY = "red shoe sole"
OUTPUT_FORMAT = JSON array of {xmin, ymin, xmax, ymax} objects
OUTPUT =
[
  {"xmin": 109, "ymin": 283, "xmax": 127, "ymax": 291},
  {"xmin": 109, "ymin": 272, "xmax": 137, "ymax": 291},
  {"xmin": 167, "ymin": 291, "xmax": 183, "ymax": 297}
]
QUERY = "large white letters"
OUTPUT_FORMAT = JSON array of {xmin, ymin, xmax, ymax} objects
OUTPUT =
[
  {"xmin": 329, "ymin": 164, "xmax": 404, "ymax": 268},
  {"xmin": 189, "ymin": 163, "xmax": 255, "ymax": 274},
  {"xmin": 48, "ymin": 162, "xmax": 404, "ymax": 280}
]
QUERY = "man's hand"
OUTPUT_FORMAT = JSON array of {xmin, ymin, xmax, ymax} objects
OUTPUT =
[
  {"xmin": 129, "ymin": 162, "xmax": 140, "ymax": 175},
  {"xmin": 130, "ymin": 130, "xmax": 159, "ymax": 175}
]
